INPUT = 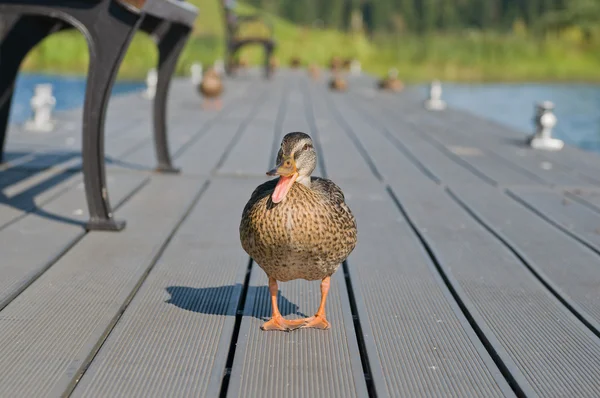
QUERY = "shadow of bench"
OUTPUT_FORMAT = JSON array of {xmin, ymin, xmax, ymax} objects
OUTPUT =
[
  {"xmin": 222, "ymin": 2, "xmax": 275, "ymax": 78},
  {"xmin": 0, "ymin": 0, "xmax": 198, "ymax": 231}
]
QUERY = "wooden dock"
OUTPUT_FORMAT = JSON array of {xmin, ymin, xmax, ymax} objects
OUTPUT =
[{"xmin": 1, "ymin": 69, "xmax": 600, "ymax": 398}]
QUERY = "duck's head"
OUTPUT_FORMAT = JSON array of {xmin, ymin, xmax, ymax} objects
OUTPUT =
[{"xmin": 266, "ymin": 132, "xmax": 316, "ymax": 203}]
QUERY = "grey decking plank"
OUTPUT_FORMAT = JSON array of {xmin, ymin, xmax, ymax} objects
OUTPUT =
[
  {"xmin": 390, "ymin": 110, "xmax": 545, "ymax": 187},
  {"xmin": 333, "ymin": 86, "xmax": 600, "ymax": 397},
  {"xmin": 218, "ymin": 82, "xmax": 283, "ymax": 176},
  {"xmin": 0, "ymin": 176, "xmax": 205, "ymax": 397},
  {"xmin": 451, "ymin": 183, "xmax": 600, "ymax": 334},
  {"xmin": 418, "ymin": 105, "xmax": 597, "ymax": 187},
  {"xmin": 359, "ymin": 100, "xmax": 486, "ymax": 186},
  {"xmin": 391, "ymin": 180, "xmax": 600, "ymax": 397},
  {"xmin": 566, "ymin": 188, "xmax": 600, "ymax": 213},
  {"xmin": 508, "ymin": 186, "xmax": 600, "ymax": 251},
  {"xmin": 308, "ymin": 84, "xmax": 373, "ymax": 182},
  {"xmin": 344, "ymin": 180, "xmax": 512, "ymax": 398},
  {"xmin": 441, "ymin": 106, "xmax": 600, "ymax": 183},
  {"xmin": 228, "ymin": 265, "xmax": 367, "ymax": 398},
  {"xmin": 316, "ymin": 84, "xmax": 513, "ymax": 397},
  {"xmin": 72, "ymin": 178, "xmax": 256, "ymax": 398},
  {"xmin": 0, "ymin": 172, "xmax": 147, "ymax": 311}
]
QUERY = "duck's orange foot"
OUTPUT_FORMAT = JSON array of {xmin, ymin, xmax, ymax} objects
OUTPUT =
[
  {"xmin": 300, "ymin": 315, "xmax": 331, "ymax": 330},
  {"xmin": 261, "ymin": 316, "xmax": 306, "ymax": 332}
]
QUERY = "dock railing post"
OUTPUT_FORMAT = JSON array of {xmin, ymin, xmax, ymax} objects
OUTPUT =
[
  {"xmin": 24, "ymin": 84, "xmax": 56, "ymax": 132},
  {"xmin": 191, "ymin": 62, "xmax": 203, "ymax": 86},
  {"xmin": 528, "ymin": 101, "xmax": 564, "ymax": 151},
  {"xmin": 424, "ymin": 80, "xmax": 446, "ymax": 110},
  {"xmin": 142, "ymin": 68, "xmax": 158, "ymax": 99}
]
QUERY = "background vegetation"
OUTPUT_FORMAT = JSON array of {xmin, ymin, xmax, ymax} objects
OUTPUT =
[{"xmin": 21, "ymin": 0, "xmax": 600, "ymax": 82}]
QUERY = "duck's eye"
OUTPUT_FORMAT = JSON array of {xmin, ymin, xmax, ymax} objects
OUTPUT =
[{"xmin": 303, "ymin": 143, "xmax": 312, "ymax": 151}]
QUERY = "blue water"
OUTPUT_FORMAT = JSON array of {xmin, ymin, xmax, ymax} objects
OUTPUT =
[
  {"xmin": 420, "ymin": 83, "xmax": 600, "ymax": 154},
  {"xmin": 10, "ymin": 73, "xmax": 144, "ymax": 124}
]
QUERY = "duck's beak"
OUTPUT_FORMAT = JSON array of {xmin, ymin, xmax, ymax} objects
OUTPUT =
[{"xmin": 267, "ymin": 155, "xmax": 298, "ymax": 203}]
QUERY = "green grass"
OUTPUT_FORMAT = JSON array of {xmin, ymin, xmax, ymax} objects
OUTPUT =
[{"xmin": 20, "ymin": 1, "xmax": 600, "ymax": 83}]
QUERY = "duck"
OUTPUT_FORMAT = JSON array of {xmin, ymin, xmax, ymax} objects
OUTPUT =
[
  {"xmin": 308, "ymin": 63, "xmax": 320, "ymax": 80},
  {"xmin": 269, "ymin": 55, "xmax": 279, "ymax": 70},
  {"xmin": 198, "ymin": 67, "xmax": 223, "ymax": 110},
  {"xmin": 378, "ymin": 68, "xmax": 404, "ymax": 92},
  {"xmin": 329, "ymin": 73, "xmax": 347, "ymax": 92},
  {"xmin": 240, "ymin": 132, "xmax": 357, "ymax": 331},
  {"xmin": 330, "ymin": 56, "xmax": 342, "ymax": 72}
]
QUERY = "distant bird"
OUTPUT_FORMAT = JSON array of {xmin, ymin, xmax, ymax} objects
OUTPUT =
[
  {"xmin": 290, "ymin": 57, "xmax": 302, "ymax": 68},
  {"xmin": 378, "ymin": 68, "xmax": 404, "ymax": 92},
  {"xmin": 240, "ymin": 132, "xmax": 357, "ymax": 331},
  {"xmin": 308, "ymin": 63, "xmax": 320, "ymax": 80},
  {"xmin": 342, "ymin": 58, "xmax": 353, "ymax": 70},
  {"xmin": 269, "ymin": 55, "xmax": 280, "ymax": 71},
  {"xmin": 329, "ymin": 73, "xmax": 347, "ymax": 92},
  {"xmin": 329, "ymin": 56, "xmax": 342, "ymax": 72},
  {"xmin": 198, "ymin": 67, "xmax": 223, "ymax": 110}
]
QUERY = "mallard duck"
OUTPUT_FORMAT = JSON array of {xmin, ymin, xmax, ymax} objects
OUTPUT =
[
  {"xmin": 308, "ymin": 63, "xmax": 320, "ymax": 80},
  {"xmin": 240, "ymin": 132, "xmax": 357, "ymax": 331},
  {"xmin": 378, "ymin": 68, "xmax": 404, "ymax": 92},
  {"xmin": 290, "ymin": 57, "xmax": 302, "ymax": 68},
  {"xmin": 329, "ymin": 73, "xmax": 347, "ymax": 92},
  {"xmin": 342, "ymin": 58, "xmax": 352, "ymax": 70},
  {"xmin": 198, "ymin": 67, "xmax": 223, "ymax": 110},
  {"xmin": 330, "ymin": 56, "xmax": 342, "ymax": 71},
  {"xmin": 269, "ymin": 55, "xmax": 279, "ymax": 70}
]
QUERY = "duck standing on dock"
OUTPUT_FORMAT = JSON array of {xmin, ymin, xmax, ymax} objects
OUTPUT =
[
  {"xmin": 197, "ymin": 67, "xmax": 223, "ymax": 110},
  {"xmin": 308, "ymin": 63, "xmax": 320, "ymax": 80},
  {"xmin": 378, "ymin": 68, "xmax": 403, "ymax": 92},
  {"xmin": 329, "ymin": 72, "xmax": 347, "ymax": 92},
  {"xmin": 240, "ymin": 132, "xmax": 357, "ymax": 331}
]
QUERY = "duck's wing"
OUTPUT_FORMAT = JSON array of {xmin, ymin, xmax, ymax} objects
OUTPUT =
[
  {"xmin": 310, "ymin": 177, "xmax": 348, "ymax": 206},
  {"xmin": 242, "ymin": 179, "xmax": 278, "ymax": 215}
]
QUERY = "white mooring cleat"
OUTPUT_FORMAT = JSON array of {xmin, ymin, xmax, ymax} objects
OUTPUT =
[{"xmin": 528, "ymin": 101, "xmax": 563, "ymax": 151}]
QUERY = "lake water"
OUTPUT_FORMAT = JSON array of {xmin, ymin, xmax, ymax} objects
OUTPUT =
[
  {"xmin": 10, "ymin": 73, "xmax": 144, "ymax": 125},
  {"xmin": 10, "ymin": 74, "xmax": 600, "ymax": 155},
  {"xmin": 418, "ymin": 82, "xmax": 600, "ymax": 154}
]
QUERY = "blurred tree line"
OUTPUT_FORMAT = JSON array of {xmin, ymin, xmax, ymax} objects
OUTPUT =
[{"xmin": 244, "ymin": 0, "xmax": 600, "ymax": 36}]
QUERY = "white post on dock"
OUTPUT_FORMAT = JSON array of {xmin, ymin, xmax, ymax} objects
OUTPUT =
[
  {"xmin": 350, "ymin": 60, "xmax": 361, "ymax": 76},
  {"xmin": 24, "ymin": 84, "xmax": 56, "ymax": 133},
  {"xmin": 528, "ymin": 101, "xmax": 563, "ymax": 151},
  {"xmin": 191, "ymin": 62, "xmax": 203, "ymax": 86},
  {"xmin": 214, "ymin": 59, "xmax": 225, "ymax": 76},
  {"xmin": 424, "ymin": 80, "xmax": 446, "ymax": 110},
  {"xmin": 142, "ymin": 68, "xmax": 158, "ymax": 99}
]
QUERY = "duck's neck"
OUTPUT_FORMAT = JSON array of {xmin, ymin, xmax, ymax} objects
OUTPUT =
[{"xmin": 297, "ymin": 175, "xmax": 311, "ymax": 188}]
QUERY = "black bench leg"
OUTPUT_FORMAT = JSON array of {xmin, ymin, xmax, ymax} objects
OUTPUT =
[
  {"xmin": 78, "ymin": 7, "xmax": 140, "ymax": 231},
  {"xmin": 152, "ymin": 23, "xmax": 190, "ymax": 173},
  {"xmin": 0, "ymin": 16, "xmax": 58, "ymax": 164}
]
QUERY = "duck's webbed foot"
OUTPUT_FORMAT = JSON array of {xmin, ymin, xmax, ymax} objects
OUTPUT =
[
  {"xmin": 261, "ymin": 316, "xmax": 306, "ymax": 332},
  {"xmin": 300, "ymin": 275, "xmax": 332, "ymax": 330},
  {"xmin": 300, "ymin": 315, "xmax": 330, "ymax": 330}
]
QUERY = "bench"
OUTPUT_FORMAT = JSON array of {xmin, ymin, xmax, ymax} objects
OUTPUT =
[
  {"xmin": 222, "ymin": 0, "xmax": 275, "ymax": 78},
  {"xmin": 0, "ymin": 0, "xmax": 198, "ymax": 231}
]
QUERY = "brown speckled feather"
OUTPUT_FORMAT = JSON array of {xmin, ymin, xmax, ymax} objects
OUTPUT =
[{"xmin": 240, "ymin": 176, "xmax": 357, "ymax": 282}]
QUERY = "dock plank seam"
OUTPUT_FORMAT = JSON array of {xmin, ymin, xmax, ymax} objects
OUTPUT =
[
  {"xmin": 321, "ymin": 84, "xmax": 520, "ymax": 397},
  {"xmin": 63, "ymin": 180, "xmax": 213, "ymax": 397},
  {"xmin": 304, "ymin": 79, "xmax": 377, "ymax": 397}
]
